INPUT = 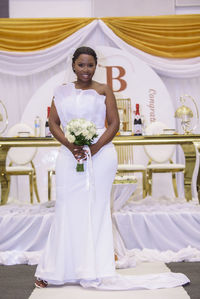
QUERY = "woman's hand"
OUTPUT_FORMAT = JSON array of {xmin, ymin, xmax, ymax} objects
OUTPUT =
[{"xmin": 70, "ymin": 144, "xmax": 88, "ymax": 161}]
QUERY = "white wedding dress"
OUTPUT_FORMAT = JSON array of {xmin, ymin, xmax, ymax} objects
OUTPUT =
[{"xmin": 35, "ymin": 83, "xmax": 189, "ymax": 290}]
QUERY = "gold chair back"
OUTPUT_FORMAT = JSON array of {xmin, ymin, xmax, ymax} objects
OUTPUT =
[
  {"xmin": 116, "ymin": 98, "xmax": 132, "ymax": 131},
  {"xmin": 115, "ymin": 144, "xmax": 147, "ymax": 198},
  {"xmin": 116, "ymin": 144, "xmax": 134, "ymax": 165}
]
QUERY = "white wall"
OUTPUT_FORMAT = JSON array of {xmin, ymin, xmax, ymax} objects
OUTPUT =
[
  {"xmin": 9, "ymin": 0, "xmax": 200, "ymax": 18},
  {"xmin": 93, "ymin": 0, "xmax": 175, "ymax": 17},
  {"xmin": 175, "ymin": 0, "xmax": 200, "ymax": 14},
  {"xmin": 9, "ymin": 0, "xmax": 92, "ymax": 18}
]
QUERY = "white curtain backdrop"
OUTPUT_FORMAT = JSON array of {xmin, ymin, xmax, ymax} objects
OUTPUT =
[{"xmin": 0, "ymin": 19, "xmax": 200, "ymax": 201}]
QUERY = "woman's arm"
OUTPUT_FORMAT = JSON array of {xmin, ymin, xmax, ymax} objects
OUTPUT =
[
  {"xmin": 90, "ymin": 84, "xmax": 120, "ymax": 156},
  {"xmin": 49, "ymin": 100, "xmax": 87, "ymax": 160}
]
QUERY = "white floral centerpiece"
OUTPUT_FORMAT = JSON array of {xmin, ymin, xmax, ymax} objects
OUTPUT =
[{"xmin": 65, "ymin": 118, "xmax": 98, "ymax": 172}]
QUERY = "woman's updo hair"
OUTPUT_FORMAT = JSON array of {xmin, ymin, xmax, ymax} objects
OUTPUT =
[{"xmin": 72, "ymin": 47, "xmax": 97, "ymax": 65}]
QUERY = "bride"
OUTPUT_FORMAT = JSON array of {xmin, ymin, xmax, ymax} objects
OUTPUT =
[{"xmin": 35, "ymin": 46, "xmax": 189, "ymax": 290}]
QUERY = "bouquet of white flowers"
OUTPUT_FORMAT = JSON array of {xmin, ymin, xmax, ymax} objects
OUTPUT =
[{"xmin": 65, "ymin": 118, "xmax": 98, "ymax": 172}]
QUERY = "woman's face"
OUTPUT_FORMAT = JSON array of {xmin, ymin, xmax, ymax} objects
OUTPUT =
[{"xmin": 73, "ymin": 54, "xmax": 96, "ymax": 83}]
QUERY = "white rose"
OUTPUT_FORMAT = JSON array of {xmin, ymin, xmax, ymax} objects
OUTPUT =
[
  {"xmin": 74, "ymin": 127, "xmax": 82, "ymax": 136},
  {"xmin": 90, "ymin": 127, "xmax": 96, "ymax": 135},
  {"xmin": 87, "ymin": 132, "xmax": 94, "ymax": 140},
  {"xmin": 82, "ymin": 129, "xmax": 89, "ymax": 137},
  {"xmin": 86, "ymin": 121, "xmax": 92, "ymax": 127},
  {"xmin": 66, "ymin": 132, "xmax": 75, "ymax": 143},
  {"xmin": 82, "ymin": 123, "xmax": 88, "ymax": 130}
]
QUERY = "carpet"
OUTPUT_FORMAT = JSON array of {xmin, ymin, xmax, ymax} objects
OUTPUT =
[{"xmin": 29, "ymin": 262, "xmax": 189, "ymax": 299}]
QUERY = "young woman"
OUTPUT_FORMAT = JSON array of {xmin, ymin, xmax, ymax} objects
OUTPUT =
[
  {"xmin": 35, "ymin": 47, "xmax": 189, "ymax": 290},
  {"xmin": 35, "ymin": 46, "xmax": 120, "ymax": 287}
]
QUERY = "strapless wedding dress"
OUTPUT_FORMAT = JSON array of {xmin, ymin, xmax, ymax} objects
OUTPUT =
[{"xmin": 35, "ymin": 83, "xmax": 189, "ymax": 290}]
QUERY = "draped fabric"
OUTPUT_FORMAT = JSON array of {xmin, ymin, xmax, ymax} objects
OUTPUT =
[
  {"xmin": 1, "ymin": 198, "xmax": 200, "ymax": 266},
  {"xmin": 102, "ymin": 15, "xmax": 200, "ymax": 58},
  {"xmin": 98, "ymin": 20, "xmax": 200, "ymax": 78},
  {"xmin": 1, "ymin": 19, "xmax": 200, "ymax": 77},
  {"xmin": 0, "ymin": 15, "xmax": 200, "ymax": 58},
  {"xmin": 0, "ymin": 21, "xmax": 98, "ymax": 76},
  {"xmin": 0, "ymin": 18, "xmax": 94, "ymax": 51}
]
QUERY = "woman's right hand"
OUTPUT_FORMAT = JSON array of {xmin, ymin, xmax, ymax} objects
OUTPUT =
[{"xmin": 69, "ymin": 144, "xmax": 87, "ymax": 161}]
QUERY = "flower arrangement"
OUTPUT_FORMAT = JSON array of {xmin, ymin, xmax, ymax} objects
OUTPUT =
[{"xmin": 65, "ymin": 118, "xmax": 98, "ymax": 171}]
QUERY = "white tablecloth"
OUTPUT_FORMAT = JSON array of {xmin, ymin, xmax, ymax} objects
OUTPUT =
[{"xmin": 1, "ymin": 196, "xmax": 200, "ymax": 266}]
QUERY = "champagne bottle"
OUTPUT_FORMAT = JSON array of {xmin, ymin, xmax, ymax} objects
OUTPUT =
[
  {"xmin": 134, "ymin": 103, "xmax": 142, "ymax": 136},
  {"xmin": 45, "ymin": 107, "xmax": 52, "ymax": 137}
]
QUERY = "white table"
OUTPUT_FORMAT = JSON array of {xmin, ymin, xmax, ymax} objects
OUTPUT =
[{"xmin": 111, "ymin": 178, "xmax": 137, "ymax": 212}]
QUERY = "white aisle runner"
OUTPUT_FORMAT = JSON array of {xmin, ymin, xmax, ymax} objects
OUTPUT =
[{"xmin": 29, "ymin": 262, "xmax": 189, "ymax": 299}]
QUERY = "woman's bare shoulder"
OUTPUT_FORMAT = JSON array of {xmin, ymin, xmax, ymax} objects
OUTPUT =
[{"xmin": 93, "ymin": 81, "xmax": 112, "ymax": 96}]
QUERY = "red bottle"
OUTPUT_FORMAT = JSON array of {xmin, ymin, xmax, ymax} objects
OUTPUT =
[{"xmin": 134, "ymin": 104, "xmax": 142, "ymax": 136}]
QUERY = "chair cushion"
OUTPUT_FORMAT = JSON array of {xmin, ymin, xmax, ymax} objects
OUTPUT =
[
  {"xmin": 118, "ymin": 164, "xmax": 146, "ymax": 171},
  {"xmin": 6, "ymin": 166, "xmax": 34, "ymax": 172},
  {"xmin": 147, "ymin": 163, "xmax": 185, "ymax": 170},
  {"xmin": 114, "ymin": 175, "xmax": 137, "ymax": 184}
]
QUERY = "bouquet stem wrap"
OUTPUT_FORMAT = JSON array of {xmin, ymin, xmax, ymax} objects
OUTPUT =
[{"xmin": 76, "ymin": 160, "xmax": 84, "ymax": 172}]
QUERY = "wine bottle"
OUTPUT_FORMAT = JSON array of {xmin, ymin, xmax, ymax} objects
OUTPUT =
[
  {"xmin": 134, "ymin": 103, "xmax": 142, "ymax": 136},
  {"xmin": 45, "ymin": 107, "xmax": 52, "ymax": 137}
]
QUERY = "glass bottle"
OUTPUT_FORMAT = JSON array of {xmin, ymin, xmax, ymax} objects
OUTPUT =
[
  {"xmin": 134, "ymin": 103, "xmax": 142, "ymax": 136},
  {"xmin": 34, "ymin": 115, "xmax": 41, "ymax": 137}
]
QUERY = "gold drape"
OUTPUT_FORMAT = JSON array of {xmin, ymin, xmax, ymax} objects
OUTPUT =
[
  {"xmin": 0, "ymin": 15, "xmax": 200, "ymax": 58},
  {"xmin": 102, "ymin": 15, "xmax": 200, "ymax": 58},
  {"xmin": 0, "ymin": 18, "xmax": 94, "ymax": 51}
]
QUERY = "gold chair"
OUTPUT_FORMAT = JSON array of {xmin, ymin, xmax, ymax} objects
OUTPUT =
[
  {"xmin": 115, "ymin": 98, "xmax": 147, "ymax": 197},
  {"xmin": 144, "ymin": 122, "xmax": 185, "ymax": 197},
  {"xmin": 6, "ymin": 123, "xmax": 40, "ymax": 204},
  {"xmin": 48, "ymin": 168, "xmax": 55, "ymax": 201},
  {"xmin": 115, "ymin": 145, "xmax": 147, "ymax": 198},
  {"xmin": 116, "ymin": 98, "xmax": 132, "ymax": 132}
]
